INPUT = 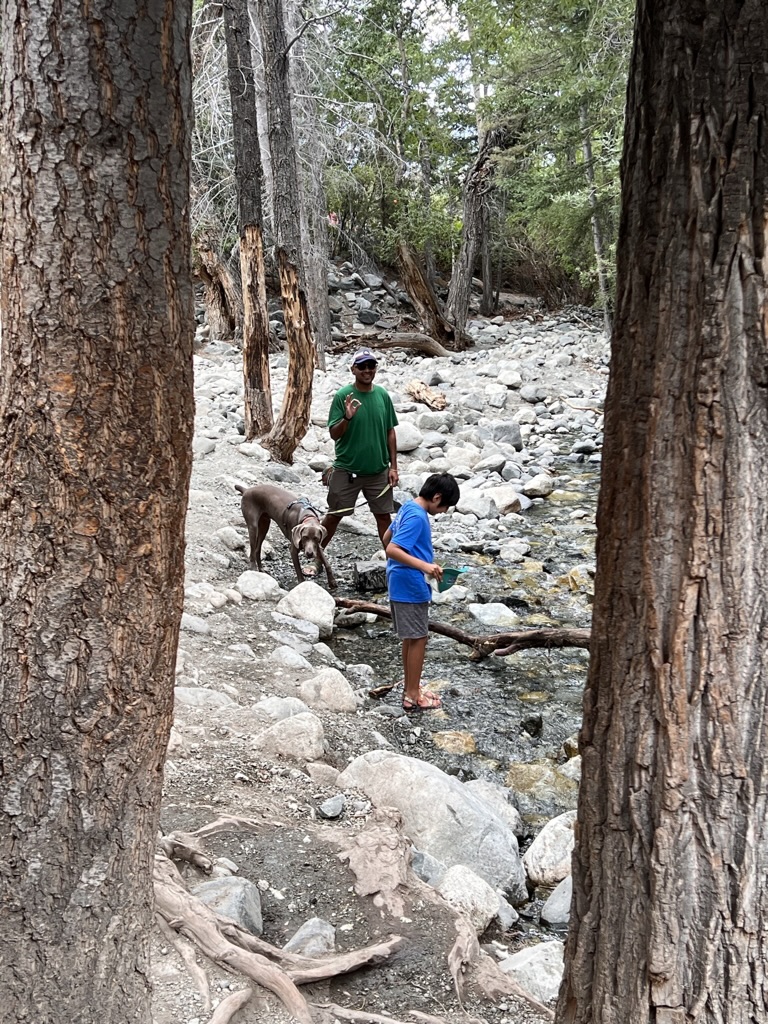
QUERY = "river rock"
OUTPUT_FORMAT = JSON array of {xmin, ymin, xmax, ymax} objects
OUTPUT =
[
  {"xmin": 174, "ymin": 686, "xmax": 235, "ymax": 709},
  {"xmin": 337, "ymin": 750, "xmax": 527, "ymax": 900},
  {"xmin": 463, "ymin": 779, "xmax": 524, "ymax": 836},
  {"xmin": 505, "ymin": 762, "xmax": 579, "ymax": 817},
  {"xmin": 498, "ymin": 940, "xmax": 564, "ymax": 1003},
  {"xmin": 253, "ymin": 696, "xmax": 309, "ymax": 721},
  {"xmin": 215, "ymin": 526, "xmax": 246, "ymax": 551},
  {"xmin": 299, "ymin": 667, "xmax": 358, "ymax": 712},
  {"xmin": 192, "ymin": 877, "xmax": 263, "ymax": 936},
  {"xmin": 180, "ymin": 612, "xmax": 210, "ymax": 635},
  {"xmin": 236, "ymin": 571, "xmax": 285, "ymax": 601},
  {"xmin": 276, "ymin": 582, "xmax": 336, "ymax": 638},
  {"xmin": 468, "ymin": 603, "xmax": 520, "ymax": 628},
  {"xmin": 256, "ymin": 712, "xmax": 325, "ymax": 761},
  {"xmin": 541, "ymin": 874, "xmax": 572, "ymax": 927},
  {"xmin": 283, "ymin": 917, "xmax": 336, "ymax": 956},
  {"xmin": 456, "ymin": 492, "xmax": 497, "ymax": 519},
  {"xmin": 272, "ymin": 645, "xmax": 313, "ymax": 671},
  {"xmin": 523, "ymin": 810, "xmax": 577, "ymax": 886},
  {"xmin": 521, "ymin": 473, "xmax": 555, "ymax": 498},
  {"xmin": 482, "ymin": 484, "xmax": 523, "ymax": 515},
  {"xmin": 437, "ymin": 865, "xmax": 500, "ymax": 934},
  {"xmin": 395, "ymin": 422, "xmax": 424, "ymax": 451}
]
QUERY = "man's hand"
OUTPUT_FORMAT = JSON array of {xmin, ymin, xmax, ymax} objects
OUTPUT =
[
  {"xmin": 388, "ymin": 466, "xmax": 399, "ymax": 487},
  {"xmin": 345, "ymin": 395, "xmax": 361, "ymax": 419}
]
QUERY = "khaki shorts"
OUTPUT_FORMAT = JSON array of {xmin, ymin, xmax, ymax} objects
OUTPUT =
[{"xmin": 326, "ymin": 467, "xmax": 394, "ymax": 518}]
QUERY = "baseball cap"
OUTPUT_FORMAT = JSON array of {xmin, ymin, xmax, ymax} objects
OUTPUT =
[{"xmin": 351, "ymin": 348, "xmax": 378, "ymax": 367}]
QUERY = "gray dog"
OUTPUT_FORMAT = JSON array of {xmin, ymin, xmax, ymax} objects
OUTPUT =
[{"xmin": 235, "ymin": 483, "xmax": 336, "ymax": 590}]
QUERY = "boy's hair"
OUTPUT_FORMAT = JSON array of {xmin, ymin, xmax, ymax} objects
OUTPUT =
[{"xmin": 419, "ymin": 473, "xmax": 460, "ymax": 508}]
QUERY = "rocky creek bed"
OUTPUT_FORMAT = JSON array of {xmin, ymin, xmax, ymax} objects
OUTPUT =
[{"xmin": 153, "ymin": 305, "xmax": 608, "ymax": 1024}]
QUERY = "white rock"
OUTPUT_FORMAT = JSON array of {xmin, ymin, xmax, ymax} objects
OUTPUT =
[
  {"xmin": 498, "ymin": 940, "xmax": 564, "ymax": 1003},
  {"xmin": 523, "ymin": 810, "xmax": 577, "ymax": 885},
  {"xmin": 253, "ymin": 696, "xmax": 309, "ymax": 721},
  {"xmin": 215, "ymin": 526, "xmax": 246, "ymax": 551},
  {"xmin": 395, "ymin": 422, "xmax": 424, "ymax": 452},
  {"xmin": 522, "ymin": 473, "xmax": 555, "ymax": 498},
  {"xmin": 272, "ymin": 646, "xmax": 313, "ymax": 671},
  {"xmin": 236, "ymin": 571, "xmax": 285, "ymax": 601},
  {"xmin": 482, "ymin": 484, "xmax": 523, "ymax": 516},
  {"xmin": 437, "ymin": 865, "xmax": 500, "ymax": 934},
  {"xmin": 513, "ymin": 406, "xmax": 538, "ymax": 425},
  {"xmin": 456, "ymin": 492, "xmax": 498, "ymax": 520},
  {"xmin": 499, "ymin": 540, "xmax": 531, "ymax": 561},
  {"xmin": 180, "ymin": 612, "xmax": 210, "ymax": 634},
  {"xmin": 276, "ymin": 582, "xmax": 336, "ymax": 638},
  {"xmin": 468, "ymin": 603, "xmax": 520, "ymax": 628},
  {"xmin": 463, "ymin": 779, "xmax": 524, "ymax": 836},
  {"xmin": 256, "ymin": 712, "xmax": 325, "ymax": 761},
  {"xmin": 541, "ymin": 875, "xmax": 572, "ymax": 927},
  {"xmin": 337, "ymin": 751, "xmax": 526, "ymax": 900},
  {"xmin": 175, "ymin": 687, "xmax": 236, "ymax": 709},
  {"xmin": 299, "ymin": 667, "xmax": 358, "ymax": 712}
]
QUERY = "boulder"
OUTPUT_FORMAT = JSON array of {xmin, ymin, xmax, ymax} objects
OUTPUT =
[
  {"xmin": 541, "ymin": 874, "xmax": 572, "ymax": 927},
  {"xmin": 437, "ymin": 865, "xmax": 500, "ymax": 934},
  {"xmin": 256, "ymin": 712, "xmax": 325, "ymax": 761},
  {"xmin": 468, "ymin": 603, "xmax": 520, "ymax": 628},
  {"xmin": 276, "ymin": 582, "xmax": 336, "ymax": 638},
  {"xmin": 337, "ymin": 750, "xmax": 526, "ymax": 900},
  {"xmin": 236, "ymin": 570, "xmax": 285, "ymax": 601},
  {"xmin": 192, "ymin": 877, "xmax": 263, "ymax": 936},
  {"xmin": 395, "ymin": 422, "xmax": 424, "ymax": 452},
  {"xmin": 174, "ymin": 686, "xmax": 235, "ymax": 709},
  {"xmin": 521, "ymin": 473, "xmax": 555, "ymax": 498},
  {"xmin": 522, "ymin": 810, "xmax": 577, "ymax": 886},
  {"xmin": 283, "ymin": 917, "xmax": 336, "ymax": 956},
  {"xmin": 299, "ymin": 667, "xmax": 358, "ymax": 713},
  {"xmin": 498, "ymin": 940, "xmax": 564, "ymax": 1004}
]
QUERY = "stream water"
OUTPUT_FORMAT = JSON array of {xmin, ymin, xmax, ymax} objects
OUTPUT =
[{"xmin": 328, "ymin": 455, "xmax": 600, "ymax": 827}]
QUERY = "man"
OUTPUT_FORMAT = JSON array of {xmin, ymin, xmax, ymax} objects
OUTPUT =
[{"xmin": 322, "ymin": 349, "xmax": 399, "ymax": 546}]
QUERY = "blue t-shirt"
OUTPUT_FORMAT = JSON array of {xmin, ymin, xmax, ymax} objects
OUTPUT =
[{"xmin": 386, "ymin": 501, "xmax": 433, "ymax": 603}]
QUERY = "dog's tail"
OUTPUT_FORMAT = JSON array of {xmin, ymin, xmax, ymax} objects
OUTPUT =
[{"xmin": 234, "ymin": 483, "xmax": 246, "ymax": 494}]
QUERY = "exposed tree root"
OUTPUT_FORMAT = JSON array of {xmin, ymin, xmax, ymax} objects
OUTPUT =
[
  {"xmin": 335, "ymin": 596, "xmax": 590, "ymax": 660},
  {"xmin": 448, "ymin": 917, "xmax": 554, "ymax": 1020},
  {"xmin": 312, "ymin": 1003, "xmax": 449, "ymax": 1024},
  {"xmin": 153, "ymin": 853, "xmax": 314, "ymax": 1024},
  {"xmin": 156, "ymin": 913, "xmax": 212, "ymax": 1012},
  {"xmin": 209, "ymin": 986, "xmax": 254, "ymax": 1024}
]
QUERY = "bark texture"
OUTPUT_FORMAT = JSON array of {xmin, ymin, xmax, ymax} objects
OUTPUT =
[
  {"xmin": 195, "ymin": 234, "xmax": 241, "ymax": 339},
  {"xmin": 557, "ymin": 3, "xmax": 768, "ymax": 1023},
  {"xmin": 223, "ymin": 0, "xmax": 273, "ymax": 438},
  {"xmin": 0, "ymin": 2, "xmax": 194, "ymax": 1022},
  {"xmin": 397, "ymin": 243, "xmax": 471, "ymax": 352},
  {"xmin": 257, "ymin": 0, "xmax": 315, "ymax": 462}
]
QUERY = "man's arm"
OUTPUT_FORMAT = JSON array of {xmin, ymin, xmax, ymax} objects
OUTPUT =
[{"xmin": 387, "ymin": 427, "xmax": 399, "ymax": 486}]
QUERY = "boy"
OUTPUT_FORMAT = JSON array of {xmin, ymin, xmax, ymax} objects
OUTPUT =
[{"xmin": 384, "ymin": 473, "xmax": 460, "ymax": 712}]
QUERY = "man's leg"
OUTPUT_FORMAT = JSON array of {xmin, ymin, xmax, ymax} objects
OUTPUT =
[
  {"xmin": 373, "ymin": 513, "xmax": 392, "ymax": 545},
  {"xmin": 320, "ymin": 513, "xmax": 342, "ymax": 549}
]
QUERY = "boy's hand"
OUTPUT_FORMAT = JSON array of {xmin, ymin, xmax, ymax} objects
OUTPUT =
[{"xmin": 424, "ymin": 562, "xmax": 443, "ymax": 581}]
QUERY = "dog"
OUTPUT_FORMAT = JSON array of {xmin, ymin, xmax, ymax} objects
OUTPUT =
[{"xmin": 235, "ymin": 483, "xmax": 336, "ymax": 590}]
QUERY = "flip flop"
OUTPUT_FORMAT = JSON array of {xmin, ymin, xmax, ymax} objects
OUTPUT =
[{"xmin": 402, "ymin": 690, "xmax": 442, "ymax": 712}]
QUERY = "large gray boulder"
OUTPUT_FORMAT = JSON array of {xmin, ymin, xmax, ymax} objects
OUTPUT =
[{"xmin": 337, "ymin": 750, "xmax": 527, "ymax": 901}]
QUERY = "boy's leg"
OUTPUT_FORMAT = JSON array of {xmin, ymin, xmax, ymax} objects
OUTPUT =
[{"xmin": 402, "ymin": 635, "xmax": 428, "ymax": 704}]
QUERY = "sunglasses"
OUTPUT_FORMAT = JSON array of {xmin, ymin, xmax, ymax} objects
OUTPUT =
[{"xmin": 355, "ymin": 361, "xmax": 378, "ymax": 370}]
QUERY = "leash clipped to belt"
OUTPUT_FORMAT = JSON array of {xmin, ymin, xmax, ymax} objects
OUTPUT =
[{"xmin": 324, "ymin": 468, "xmax": 393, "ymax": 517}]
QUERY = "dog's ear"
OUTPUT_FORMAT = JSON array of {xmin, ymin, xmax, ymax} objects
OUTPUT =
[
  {"xmin": 318, "ymin": 524, "xmax": 328, "ymax": 541},
  {"xmin": 290, "ymin": 524, "xmax": 304, "ymax": 549}
]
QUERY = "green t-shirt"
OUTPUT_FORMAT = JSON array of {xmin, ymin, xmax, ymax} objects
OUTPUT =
[{"xmin": 328, "ymin": 384, "xmax": 398, "ymax": 475}]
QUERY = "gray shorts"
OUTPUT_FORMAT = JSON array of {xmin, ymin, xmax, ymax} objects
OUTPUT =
[
  {"xmin": 326, "ymin": 467, "xmax": 394, "ymax": 518},
  {"xmin": 390, "ymin": 601, "xmax": 429, "ymax": 639}
]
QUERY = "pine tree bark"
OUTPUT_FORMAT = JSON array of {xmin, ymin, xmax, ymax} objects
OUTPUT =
[
  {"xmin": 557, "ymin": 3, "xmax": 768, "ymax": 1022},
  {"xmin": 256, "ymin": 0, "xmax": 315, "ymax": 462},
  {"xmin": 0, "ymin": 1, "xmax": 194, "ymax": 1022},
  {"xmin": 223, "ymin": 0, "xmax": 273, "ymax": 438},
  {"xmin": 397, "ymin": 242, "xmax": 471, "ymax": 352},
  {"xmin": 195, "ymin": 234, "xmax": 241, "ymax": 339},
  {"xmin": 579, "ymin": 104, "xmax": 613, "ymax": 338}
]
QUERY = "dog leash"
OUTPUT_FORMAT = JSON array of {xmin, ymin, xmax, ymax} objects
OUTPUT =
[{"xmin": 324, "ymin": 473, "xmax": 393, "ymax": 517}]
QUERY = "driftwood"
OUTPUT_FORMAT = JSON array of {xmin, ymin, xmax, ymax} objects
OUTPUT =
[
  {"xmin": 404, "ymin": 379, "xmax": 447, "ymax": 410},
  {"xmin": 334, "ymin": 597, "xmax": 590, "ymax": 660},
  {"xmin": 209, "ymin": 987, "xmax": 254, "ymax": 1024}
]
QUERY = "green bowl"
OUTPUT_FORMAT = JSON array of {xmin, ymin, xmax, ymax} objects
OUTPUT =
[{"xmin": 437, "ymin": 567, "xmax": 469, "ymax": 593}]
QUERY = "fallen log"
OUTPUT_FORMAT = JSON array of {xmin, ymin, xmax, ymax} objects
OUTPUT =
[{"xmin": 334, "ymin": 597, "xmax": 590, "ymax": 660}]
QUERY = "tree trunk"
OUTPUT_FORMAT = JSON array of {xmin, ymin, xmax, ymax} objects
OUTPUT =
[
  {"xmin": 223, "ymin": 0, "xmax": 273, "ymax": 438},
  {"xmin": 0, "ymin": 1, "xmax": 194, "ymax": 1021},
  {"xmin": 285, "ymin": 0, "xmax": 332, "ymax": 371},
  {"xmin": 479, "ymin": 198, "xmax": 495, "ymax": 316},
  {"xmin": 579, "ymin": 104, "xmax": 613, "ymax": 338},
  {"xmin": 248, "ymin": 0, "xmax": 275, "ymax": 235},
  {"xmin": 397, "ymin": 242, "xmax": 472, "ymax": 352},
  {"xmin": 445, "ymin": 134, "xmax": 497, "ymax": 331},
  {"xmin": 256, "ymin": 0, "xmax": 315, "ymax": 462},
  {"xmin": 195, "ymin": 235, "xmax": 241, "ymax": 340},
  {"xmin": 557, "ymin": 3, "xmax": 768, "ymax": 1023}
]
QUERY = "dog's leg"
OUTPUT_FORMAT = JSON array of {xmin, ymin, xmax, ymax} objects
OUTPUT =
[
  {"xmin": 289, "ymin": 540, "xmax": 305, "ymax": 584},
  {"xmin": 316, "ymin": 548, "xmax": 337, "ymax": 591},
  {"xmin": 252, "ymin": 513, "xmax": 270, "ymax": 572}
]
